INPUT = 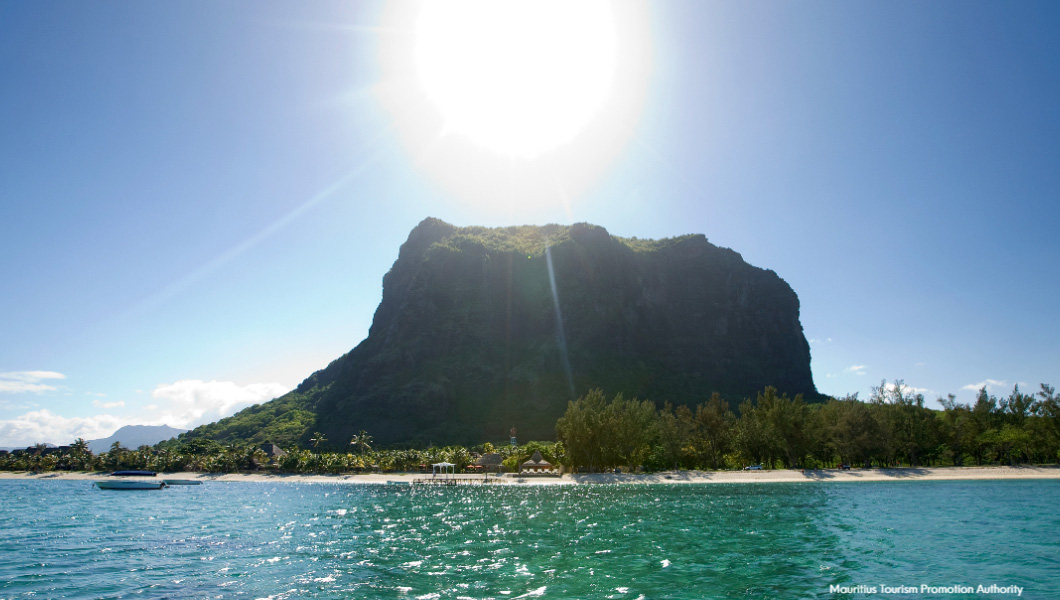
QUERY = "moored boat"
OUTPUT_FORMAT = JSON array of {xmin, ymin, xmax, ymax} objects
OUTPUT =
[
  {"xmin": 161, "ymin": 479, "xmax": 202, "ymax": 485},
  {"xmin": 94, "ymin": 480, "xmax": 166, "ymax": 490}
]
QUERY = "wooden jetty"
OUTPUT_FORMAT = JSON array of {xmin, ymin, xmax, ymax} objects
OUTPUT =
[{"xmin": 411, "ymin": 476, "xmax": 504, "ymax": 486}]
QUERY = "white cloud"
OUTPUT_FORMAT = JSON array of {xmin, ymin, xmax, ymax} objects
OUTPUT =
[
  {"xmin": 845, "ymin": 365, "xmax": 867, "ymax": 376},
  {"xmin": 148, "ymin": 380, "xmax": 289, "ymax": 429},
  {"xmin": 0, "ymin": 409, "xmax": 125, "ymax": 447},
  {"xmin": 884, "ymin": 382, "xmax": 932, "ymax": 397},
  {"xmin": 0, "ymin": 371, "xmax": 66, "ymax": 394},
  {"xmin": 0, "ymin": 379, "xmax": 289, "ymax": 447},
  {"xmin": 961, "ymin": 379, "xmax": 1007, "ymax": 392}
]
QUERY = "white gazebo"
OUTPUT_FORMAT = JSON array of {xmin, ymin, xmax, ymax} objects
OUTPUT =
[{"xmin": 431, "ymin": 462, "xmax": 456, "ymax": 479}]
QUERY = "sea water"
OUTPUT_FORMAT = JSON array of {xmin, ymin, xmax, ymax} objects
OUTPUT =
[{"xmin": 0, "ymin": 479, "xmax": 1056, "ymax": 599}]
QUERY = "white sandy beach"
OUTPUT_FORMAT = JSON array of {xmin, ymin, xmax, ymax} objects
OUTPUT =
[{"xmin": 2, "ymin": 465, "xmax": 1058, "ymax": 485}]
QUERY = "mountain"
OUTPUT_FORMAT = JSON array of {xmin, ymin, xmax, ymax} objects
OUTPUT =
[
  {"xmin": 87, "ymin": 424, "xmax": 187, "ymax": 454},
  {"xmin": 179, "ymin": 219, "xmax": 820, "ymax": 448}
]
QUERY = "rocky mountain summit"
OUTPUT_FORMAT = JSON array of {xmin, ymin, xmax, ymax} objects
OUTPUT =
[{"xmin": 181, "ymin": 218, "xmax": 819, "ymax": 447}]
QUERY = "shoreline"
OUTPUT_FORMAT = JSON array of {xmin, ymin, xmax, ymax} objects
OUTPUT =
[{"xmin": 1, "ymin": 465, "xmax": 1058, "ymax": 485}]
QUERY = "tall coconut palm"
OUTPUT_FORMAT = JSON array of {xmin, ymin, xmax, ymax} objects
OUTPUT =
[
  {"xmin": 349, "ymin": 430, "xmax": 372, "ymax": 455},
  {"xmin": 68, "ymin": 438, "xmax": 92, "ymax": 471}
]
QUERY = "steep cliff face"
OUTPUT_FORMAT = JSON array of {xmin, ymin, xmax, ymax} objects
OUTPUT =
[
  {"xmin": 185, "ymin": 218, "xmax": 819, "ymax": 447},
  {"xmin": 287, "ymin": 218, "xmax": 818, "ymax": 446}
]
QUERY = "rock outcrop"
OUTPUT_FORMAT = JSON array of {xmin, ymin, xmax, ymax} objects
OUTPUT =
[{"xmin": 185, "ymin": 218, "xmax": 820, "ymax": 447}]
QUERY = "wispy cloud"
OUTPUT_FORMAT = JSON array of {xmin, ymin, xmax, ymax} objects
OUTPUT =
[
  {"xmin": 845, "ymin": 365, "xmax": 867, "ymax": 376},
  {"xmin": 0, "ymin": 371, "xmax": 66, "ymax": 394},
  {"xmin": 0, "ymin": 409, "xmax": 124, "ymax": 447},
  {"xmin": 0, "ymin": 379, "xmax": 290, "ymax": 447},
  {"xmin": 961, "ymin": 379, "xmax": 1007, "ymax": 392}
]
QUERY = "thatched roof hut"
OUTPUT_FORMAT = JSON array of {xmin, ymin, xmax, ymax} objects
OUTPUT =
[
  {"xmin": 520, "ymin": 451, "xmax": 553, "ymax": 473},
  {"xmin": 261, "ymin": 443, "xmax": 286, "ymax": 459},
  {"xmin": 474, "ymin": 452, "xmax": 504, "ymax": 473}
]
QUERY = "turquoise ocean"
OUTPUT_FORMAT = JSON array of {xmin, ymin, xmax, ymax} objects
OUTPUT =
[{"xmin": 0, "ymin": 479, "xmax": 1056, "ymax": 599}]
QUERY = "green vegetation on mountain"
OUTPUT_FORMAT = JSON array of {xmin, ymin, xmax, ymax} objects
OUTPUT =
[
  {"xmin": 168, "ymin": 390, "xmax": 317, "ymax": 448},
  {"xmin": 174, "ymin": 218, "xmax": 820, "ymax": 448}
]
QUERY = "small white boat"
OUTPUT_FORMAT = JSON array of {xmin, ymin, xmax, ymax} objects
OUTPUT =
[
  {"xmin": 161, "ymin": 480, "xmax": 202, "ymax": 486},
  {"xmin": 94, "ymin": 480, "xmax": 166, "ymax": 490}
]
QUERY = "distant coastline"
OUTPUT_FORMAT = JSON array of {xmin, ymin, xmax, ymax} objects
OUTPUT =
[{"xmin": 2, "ymin": 465, "xmax": 1058, "ymax": 485}]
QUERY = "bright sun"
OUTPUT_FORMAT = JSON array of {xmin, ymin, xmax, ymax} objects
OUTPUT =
[{"xmin": 414, "ymin": 1, "xmax": 617, "ymax": 159}]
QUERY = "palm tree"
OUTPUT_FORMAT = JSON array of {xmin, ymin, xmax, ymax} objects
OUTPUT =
[
  {"xmin": 107, "ymin": 441, "xmax": 128, "ymax": 470},
  {"xmin": 310, "ymin": 432, "xmax": 327, "ymax": 450},
  {"xmin": 155, "ymin": 448, "xmax": 173, "ymax": 473},
  {"xmin": 222, "ymin": 444, "xmax": 243, "ymax": 472},
  {"xmin": 248, "ymin": 446, "xmax": 269, "ymax": 471},
  {"xmin": 349, "ymin": 430, "xmax": 373, "ymax": 455},
  {"xmin": 68, "ymin": 438, "xmax": 91, "ymax": 471},
  {"xmin": 135, "ymin": 445, "xmax": 154, "ymax": 470}
]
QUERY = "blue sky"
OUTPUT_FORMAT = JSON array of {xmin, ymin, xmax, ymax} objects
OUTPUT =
[{"xmin": 2, "ymin": 1, "xmax": 1058, "ymax": 446}]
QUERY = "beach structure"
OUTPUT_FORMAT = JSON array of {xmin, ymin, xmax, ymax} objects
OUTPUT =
[
  {"xmin": 431, "ymin": 462, "xmax": 456, "ymax": 479},
  {"xmin": 414, "ymin": 462, "xmax": 458, "ymax": 485},
  {"xmin": 474, "ymin": 452, "xmax": 504, "ymax": 474},
  {"xmin": 260, "ymin": 443, "xmax": 286, "ymax": 466},
  {"xmin": 519, "ymin": 451, "xmax": 556, "ymax": 474},
  {"xmin": 411, "ymin": 461, "xmax": 504, "ymax": 485}
]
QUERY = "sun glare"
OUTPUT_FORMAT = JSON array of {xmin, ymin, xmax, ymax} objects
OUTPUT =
[
  {"xmin": 414, "ymin": 1, "xmax": 617, "ymax": 159},
  {"xmin": 376, "ymin": 0, "xmax": 651, "ymax": 216}
]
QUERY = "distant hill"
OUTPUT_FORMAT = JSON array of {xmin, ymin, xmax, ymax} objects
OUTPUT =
[
  {"xmin": 87, "ymin": 425, "xmax": 187, "ymax": 453},
  {"xmin": 0, "ymin": 443, "xmax": 56, "ymax": 452},
  {"xmin": 178, "ymin": 218, "xmax": 820, "ymax": 448}
]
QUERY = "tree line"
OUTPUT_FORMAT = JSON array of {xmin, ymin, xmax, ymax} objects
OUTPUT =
[
  {"xmin": 2, "ymin": 379, "xmax": 1056, "ymax": 475},
  {"xmin": 557, "ymin": 381, "xmax": 1060, "ymax": 472},
  {"xmin": 0, "ymin": 433, "xmax": 565, "ymax": 476}
]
